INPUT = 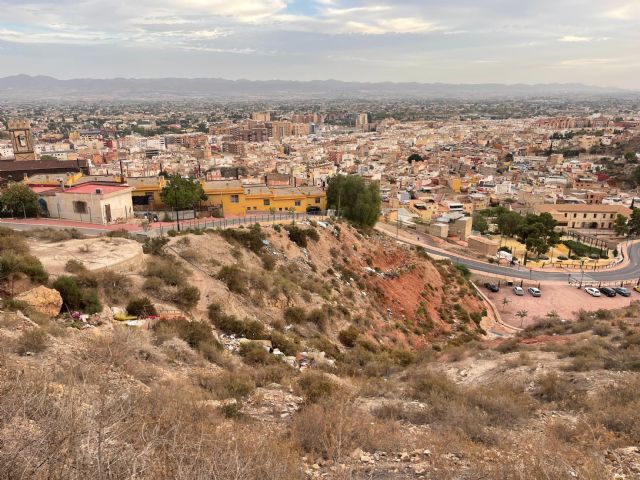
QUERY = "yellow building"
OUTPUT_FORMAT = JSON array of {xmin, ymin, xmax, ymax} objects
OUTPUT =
[
  {"xmin": 128, "ymin": 176, "xmax": 167, "ymax": 208},
  {"xmin": 127, "ymin": 176, "xmax": 326, "ymax": 215},
  {"xmin": 202, "ymin": 181, "xmax": 326, "ymax": 215}
]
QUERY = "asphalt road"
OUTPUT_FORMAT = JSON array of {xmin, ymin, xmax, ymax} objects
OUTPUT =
[{"xmin": 386, "ymin": 231, "xmax": 640, "ymax": 283}]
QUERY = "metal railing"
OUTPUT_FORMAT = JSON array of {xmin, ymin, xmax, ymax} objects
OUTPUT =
[{"xmin": 153, "ymin": 211, "xmax": 328, "ymax": 236}]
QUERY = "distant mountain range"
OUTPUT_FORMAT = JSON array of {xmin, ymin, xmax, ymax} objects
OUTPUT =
[{"xmin": 0, "ymin": 75, "xmax": 634, "ymax": 101}]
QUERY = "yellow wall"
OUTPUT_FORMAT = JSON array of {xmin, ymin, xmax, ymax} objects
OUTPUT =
[{"xmin": 129, "ymin": 177, "xmax": 326, "ymax": 216}]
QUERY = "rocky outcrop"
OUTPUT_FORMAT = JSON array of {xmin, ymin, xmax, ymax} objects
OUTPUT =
[{"xmin": 15, "ymin": 286, "xmax": 63, "ymax": 318}]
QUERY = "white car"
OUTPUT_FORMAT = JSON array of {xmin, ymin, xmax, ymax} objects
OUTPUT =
[
  {"xmin": 528, "ymin": 287, "xmax": 541, "ymax": 297},
  {"xmin": 585, "ymin": 287, "xmax": 601, "ymax": 297},
  {"xmin": 513, "ymin": 286, "xmax": 524, "ymax": 296}
]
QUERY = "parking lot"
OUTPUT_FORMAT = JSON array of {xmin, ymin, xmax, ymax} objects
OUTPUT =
[{"xmin": 481, "ymin": 283, "xmax": 638, "ymax": 329}]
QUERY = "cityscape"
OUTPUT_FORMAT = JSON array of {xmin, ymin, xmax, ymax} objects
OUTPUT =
[{"xmin": 1, "ymin": 0, "xmax": 640, "ymax": 478}]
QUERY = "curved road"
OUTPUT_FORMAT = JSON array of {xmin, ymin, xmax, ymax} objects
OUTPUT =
[{"xmin": 382, "ymin": 228, "xmax": 640, "ymax": 283}]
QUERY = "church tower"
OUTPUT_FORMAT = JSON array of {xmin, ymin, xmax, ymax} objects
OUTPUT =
[{"xmin": 8, "ymin": 118, "xmax": 36, "ymax": 161}]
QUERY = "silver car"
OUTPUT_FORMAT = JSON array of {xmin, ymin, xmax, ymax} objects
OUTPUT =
[
  {"xmin": 528, "ymin": 287, "xmax": 541, "ymax": 297},
  {"xmin": 513, "ymin": 286, "xmax": 524, "ymax": 296},
  {"xmin": 585, "ymin": 287, "xmax": 601, "ymax": 297}
]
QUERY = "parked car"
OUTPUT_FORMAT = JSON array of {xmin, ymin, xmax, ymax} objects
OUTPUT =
[
  {"xmin": 513, "ymin": 286, "xmax": 524, "ymax": 296},
  {"xmin": 599, "ymin": 287, "xmax": 617, "ymax": 297},
  {"xmin": 528, "ymin": 287, "xmax": 542, "ymax": 297},
  {"xmin": 585, "ymin": 287, "xmax": 601, "ymax": 297},
  {"xmin": 484, "ymin": 282, "xmax": 499, "ymax": 292},
  {"xmin": 634, "ymin": 286, "xmax": 640, "ymax": 294},
  {"xmin": 614, "ymin": 287, "xmax": 631, "ymax": 297}
]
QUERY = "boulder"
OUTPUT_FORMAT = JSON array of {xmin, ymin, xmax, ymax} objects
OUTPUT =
[{"xmin": 15, "ymin": 286, "xmax": 63, "ymax": 318}]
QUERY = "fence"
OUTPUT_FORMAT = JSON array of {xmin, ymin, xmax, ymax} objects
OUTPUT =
[
  {"xmin": 567, "ymin": 276, "xmax": 640, "ymax": 289},
  {"xmin": 153, "ymin": 211, "xmax": 328, "ymax": 236}
]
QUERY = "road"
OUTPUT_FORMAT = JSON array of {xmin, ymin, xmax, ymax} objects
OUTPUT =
[{"xmin": 377, "ymin": 225, "xmax": 640, "ymax": 283}]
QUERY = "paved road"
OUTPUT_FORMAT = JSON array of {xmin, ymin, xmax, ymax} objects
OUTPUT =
[{"xmin": 383, "ymin": 228, "xmax": 640, "ymax": 283}]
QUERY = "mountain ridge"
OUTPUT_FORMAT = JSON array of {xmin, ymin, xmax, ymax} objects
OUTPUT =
[{"xmin": 0, "ymin": 74, "xmax": 635, "ymax": 100}]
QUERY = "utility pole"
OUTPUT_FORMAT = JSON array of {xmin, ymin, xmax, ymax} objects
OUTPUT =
[{"xmin": 173, "ymin": 183, "xmax": 181, "ymax": 232}]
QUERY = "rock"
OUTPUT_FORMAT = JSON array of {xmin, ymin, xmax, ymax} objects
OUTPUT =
[
  {"xmin": 15, "ymin": 286, "xmax": 63, "ymax": 318},
  {"xmin": 400, "ymin": 452, "xmax": 411, "ymax": 462}
]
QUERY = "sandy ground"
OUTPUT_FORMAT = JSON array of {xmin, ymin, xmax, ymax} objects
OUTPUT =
[
  {"xmin": 483, "ymin": 283, "xmax": 640, "ymax": 328},
  {"xmin": 29, "ymin": 237, "xmax": 143, "ymax": 276}
]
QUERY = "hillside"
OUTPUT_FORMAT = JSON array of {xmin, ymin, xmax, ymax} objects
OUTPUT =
[{"xmin": 0, "ymin": 222, "xmax": 639, "ymax": 478}]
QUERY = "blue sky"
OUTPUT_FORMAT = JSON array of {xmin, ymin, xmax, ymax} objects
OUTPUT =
[{"xmin": 0, "ymin": 0, "xmax": 638, "ymax": 89}]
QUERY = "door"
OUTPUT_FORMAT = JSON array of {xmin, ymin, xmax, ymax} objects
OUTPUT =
[{"xmin": 105, "ymin": 204, "xmax": 112, "ymax": 223}]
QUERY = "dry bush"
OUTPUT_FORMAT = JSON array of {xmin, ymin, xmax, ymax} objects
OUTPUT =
[
  {"xmin": 162, "ymin": 337, "xmax": 197, "ymax": 364},
  {"xmin": 87, "ymin": 325, "xmax": 157, "ymax": 369},
  {"xmin": 290, "ymin": 395, "xmax": 401, "ymax": 461},
  {"xmin": 197, "ymin": 369, "xmax": 256, "ymax": 400},
  {"xmin": 0, "ymin": 365, "xmax": 302, "ymax": 480},
  {"xmin": 295, "ymin": 370, "xmax": 340, "ymax": 403},
  {"xmin": 145, "ymin": 256, "xmax": 186, "ymax": 286},
  {"xmin": 15, "ymin": 327, "xmax": 49, "ymax": 355},
  {"xmin": 588, "ymin": 377, "xmax": 640, "ymax": 443}
]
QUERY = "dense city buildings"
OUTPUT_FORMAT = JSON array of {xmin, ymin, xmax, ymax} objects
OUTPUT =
[{"xmin": 0, "ymin": 99, "xmax": 639, "ymax": 233}]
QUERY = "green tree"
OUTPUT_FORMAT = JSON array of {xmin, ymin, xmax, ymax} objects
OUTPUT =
[
  {"xmin": 629, "ymin": 208, "xmax": 640, "ymax": 236},
  {"xmin": 613, "ymin": 213, "xmax": 630, "ymax": 236},
  {"xmin": 472, "ymin": 213, "xmax": 489, "ymax": 234},
  {"xmin": 326, "ymin": 174, "xmax": 381, "ymax": 228},
  {"xmin": 496, "ymin": 210, "xmax": 523, "ymax": 237},
  {"xmin": 160, "ymin": 175, "xmax": 206, "ymax": 211},
  {"xmin": 0, "ymin": 182, "xmax": 39, "ymax": 217},
  {"xmin": 517, "ymin": 213, "xmax": 560, "ymax": 257}
]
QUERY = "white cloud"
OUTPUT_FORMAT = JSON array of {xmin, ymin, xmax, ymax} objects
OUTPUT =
[{"xmin": 559, "ymin": 35, "xmax": 592, "ymax": 42}]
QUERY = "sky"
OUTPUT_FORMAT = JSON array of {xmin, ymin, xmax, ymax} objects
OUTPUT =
[{"xmin": 0, "ymin": 0, "xmax": 639, "ymax": 89}]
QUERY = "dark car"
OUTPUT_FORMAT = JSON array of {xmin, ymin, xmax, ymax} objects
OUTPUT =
[
  {"xmin": 599, "ymin": 287, "xmax": 617, "ymax": 297},
  {"xmin": 484, "ymin": 282, "xmax": 499, "ymax": 292},
  {"xmin": 614, "ymin": 287, "xmax": 631, "ymax": 297}
]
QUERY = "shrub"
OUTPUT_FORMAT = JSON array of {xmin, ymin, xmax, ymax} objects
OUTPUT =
[
  {"xmin": 338, "ymin": 326, "xmax": 360, "ymax": 347},
  {"xmin": 284, "ymin": 306, "xmax": 306, "ymax": 324},
  {"xmin": 126, "ymin": 297, "xmax": 158, "ymax": 317},
  {"xmin": 15, "ymin": 328, "xmax": 49, "ymax": 355},
  {"xmin": 219, "ymin": 224, "xmax": 265, "ymax": 253},
  {"xmin": 306, "ymin": 308, "xmax": 327, "ymax": 330},
  {"xmin": 145, "ymin": 257, "xmax": 185, "ymax": 286},
  {"xmin": 198, "ymin": 370, "xmax": 255, "ymax": 399},
  {"xmin": 261, "ymin": 253, "xmax": 276, "ymax": 271},
  {"xmin": 455, "ymin": 264, "xmax": 471, "ymax": 279},
  {"xmin": 142, "ymin": 236, "xmax": 169, "ymax": 255},
  {"xmin": 153, "ymin": 319, "xmax": 222, "ymax": 360},
  {"xmin": 174, "ymin": 285, "xmax": 200, "ymax": 311},
  {"xmin": 0, "ymin": 252, "xmax": 48, "ymax": 284},
  {"xmin": 106, "ymin": 229, "xmax": 131, "ymax": 238},
  {"xmin": 65, "ymin": 259, "xmax": 86, "ymax": 273},
  {"xmin": 52, "ymin": 276, "xmax": 102, "ymax": 314},
  {"xmin": 3, "ymin": 298, "xmax": 28, "ymax": 311},
  {"xmin": 239, "ymin": 341, "xmax": 275, "ymax": 365},
  {"xmin": 296, "ymin": 371, "xmax": 337, "ymax": 403},
  {"xmin": 285, "ymin": 226, "xmax": 320, "ymax": 248},
  {"xmin": 216, "ymin": 265, "xmax": 246, "ymax": 294},
  {"xmin": 100, "ymin": 270, "xmax": 133, "ymax": 304},
  {"xmin": 270, "ymin": 331, "xmax": 299, "ymax": 356}
]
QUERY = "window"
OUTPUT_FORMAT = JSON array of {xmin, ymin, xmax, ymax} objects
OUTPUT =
[
  {"xmin": 610, "ymin": 214, "xmax": 614, "ymax": 219},
  {"xmin": 315, "ymin": 197, "xmax": 321, "ymax": 204},
  {"xmin": 246, "ymin": 207, "xmax": 251, "ymax": 211},
  {"xmin": 573, "ymin": 213, "xmax": 577, "ymax": 218},
  {"xmin": 230, "ymin": 195, "xmax": 239, "ymax": 204},
  {"xmin": 73, "ymin": 201, "xmax": 88, "ymax": 214},
  {"xmin": 295, "ymin": 200, "xmax": 301, "ymax": 207},
  {"xmin": 263, "ymin": 199, "xmax": 270, "ymax": 206},
  {"xmin": 564, "ymin": 213, "xmax": 568, "ymax": 217}
]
